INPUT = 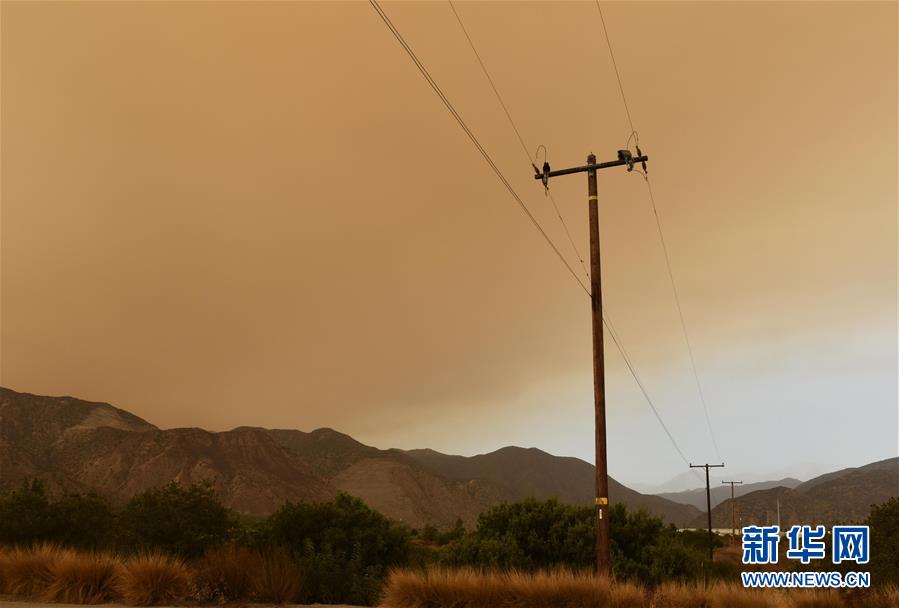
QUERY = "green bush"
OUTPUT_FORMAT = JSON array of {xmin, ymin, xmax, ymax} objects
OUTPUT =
[
  {"xmin": 441, "ymin": 498, "xmax": 707, "ymax": 586},
  {"xmin": 0, "ymin": 480, "xmax": 52, "ymax": 546},
  {"xmin": 867, "ymin": 497, "xmax": 899, "ymax": 585},
  {"xmin": 442, "ymin": 498, "xmax": 593, "ymax": 570},
  {"xmin": 266, "ymin": 493, "xmax": 410, "ymax": 605},
  {"xmin": 47, "ymin": 493, "xmax": 116, "ymax": 550},
  {"xmin": 116, "ymin": 482, "xmax": 233, "ymax": 558}
]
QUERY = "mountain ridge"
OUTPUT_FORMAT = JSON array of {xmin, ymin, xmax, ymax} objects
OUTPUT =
[{"xmin": 0, "ymin": 386, "xmax": 699, "ymax": 527}]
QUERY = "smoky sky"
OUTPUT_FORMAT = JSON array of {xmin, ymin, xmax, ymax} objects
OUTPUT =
[{"xmin": 1, "ymin": 1, "xmax": 896, "ymax": 487}]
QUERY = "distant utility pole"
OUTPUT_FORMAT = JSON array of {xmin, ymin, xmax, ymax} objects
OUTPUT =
[
  {"xmin": 534, "ymin": 149, "xmax": 648, "ymax": 577},
  {"xmin": 722, "ymin": 480, "xmax": 743, "ymax": 545},
  {"xmin": 690, "ymin": 462, "xmax": 725, "ymax": 560}
]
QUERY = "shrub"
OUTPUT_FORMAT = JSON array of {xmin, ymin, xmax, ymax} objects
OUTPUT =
[
  {"xmin": 0, "ymin": 481, "xmax": 52, "ymax": 546},
  {"xmin": 43, "ymin": 551, "xmax": 123, "ymax": 604},
  {"xmin": 0, "ymin": 544, "xmax": 70, "ymax": 597},
  {"xmin": 267, "ymin": 493, "xmax": 410, "ymax": 604},
  {"xmin": 254, "ymin": 547, "xmax": 302, "ymax": 604},
  {"xmin": 47, "ymin": 493, "xmax": 117, "ymax": 550},
  {"xmin": 191, "ymin": 544, "xmax": 263, "ymax": 602},
  {"xmin": 867, "ymin": 497, "xmax": 899, "ymax": 585},
  {"xmin": 441, "ymin": 499, "xmax": 704, "ymax": 585},
  {"xmin": 120, "ymin": 552, "xmax": 189, "ymax": 606},
  {"xmin": 442, "ymin": 498, "xmax": 594, "ymax": 571},
  {"xmin": 116, "ymin": 482, "xmax": 232, "ymax": 558}
]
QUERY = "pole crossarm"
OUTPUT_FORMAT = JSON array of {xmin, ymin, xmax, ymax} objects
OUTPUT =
[{"xmin": 534, "ymin": 155, "xmax": 649, "ymax": 181}]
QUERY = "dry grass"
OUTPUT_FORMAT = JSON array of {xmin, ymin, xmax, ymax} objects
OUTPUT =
[
  {"xmin": 253, "ymin": 546, "xmax": 302, "ymax": 604},
  {"xmin": 788, "ymin": 589, "xmax": 845, "ymax": 608},
  {"xmin": 651, "ymin": 581, "xmax": 711, "ymax": 608},
  {"xmin": 380, "ymin": 567, "xmax": 648, "ymax": 608},
  {"xmin": 381, "ymin": 570, "xmax": 899, "ymax": 608},
  {"xmin": 0, "ymin": 544, "xmax": 71, "ymax": 597},
  {"xmin": 191, "ymin": 544, "xmax": 264, "ymax": 602},
  {"xmin": 120, "ymin": 552, "xmax": 189, "ymax": 606},
  {"xmin": 43, "ymin": 550, "xmax": 124, "ymax": 604},
  {"xmin": 704, "ymin": 582, "xmax": 789, "ymax": 608}
]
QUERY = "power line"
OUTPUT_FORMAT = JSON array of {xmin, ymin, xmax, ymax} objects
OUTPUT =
[
  {"xmin": 645, "ymin": 177, "xmax": 722, "ymax": 461},
  {"xmin": 594, "ymin": 0, "xmax": 634, "ymax": 133},
  {"xmin": 603, "ymin": 313, "xmax": 692, "ymax": 467},
  {"xmin": 446, "ymin": 0, "xmax": 695, "ymax": 469},
  {"xmin": 447, "ymin": 0, "xmax": 590, "ymax": 284},
  {"xmin": 594, "ymin": 0, "xmax": 723, "ymax": 462},
  {"xmin": 368, "ymin": 0, "xmax": 590, "ymax": 297},
  {"xmin": 372, "ymin": 0, "xmax": 698, "ymax": 473}
]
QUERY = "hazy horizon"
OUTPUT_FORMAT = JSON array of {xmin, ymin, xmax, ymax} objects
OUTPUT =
[{"xmin": 2, "ymin": 1, "xmax": 896, "ymax": 488}]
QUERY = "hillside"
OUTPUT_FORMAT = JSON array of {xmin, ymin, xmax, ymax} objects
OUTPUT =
[
  {"xmin": 691, "ymin": 458, "xmax": 899, "ymax": 528},
  {"xmin": 404, "ymin": 447, "xmax": 701, "ymax": 527},
  {"xmin": 0, "ymin": 386, "xmax": 699, "ymax": 527},
  {"xmin": 658, "ymin": 478, "xmax": 802, "ymax": 511}
]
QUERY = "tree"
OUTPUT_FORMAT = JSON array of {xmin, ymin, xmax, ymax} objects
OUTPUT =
[
  {"xmin": 116, "ymin": 482, "xmax": 233, "ymax": 558},
  {"xmin": 0, "ymin": 480, "xmax": 51, "ymax": 545},
  {"xmin": 866, "ymin": 497, "xmax": 899, "ymax": 585},
  {"xmin": 442, "ymin": 498, "xmax": 593, "ymax": 570},
  {"xmin": 47, "ymin": 492, "xmax": 116, "ymax": 549},
  {"xmin": 441, "ymin": 498, "xmax": 705, "ymax": 585},
  {"xmin": 267, "ymin": 493, "xmax": 410, "ymax": 605}
]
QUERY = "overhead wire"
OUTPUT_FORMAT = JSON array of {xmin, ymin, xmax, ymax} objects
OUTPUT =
[
  {"xmin": 594, "ymin": 0, "xmax": 723, "ymax": 462},
  {"xmin": 447, "ymin": 0, "xmax": 694, "ymax": 467},
  {"xmin": 447, "ymin": 0, "xmax": 590, "ymax": 284},
  {"xmin": 368, "ymin": 0, "xmax": 590, "ymax": 297}
]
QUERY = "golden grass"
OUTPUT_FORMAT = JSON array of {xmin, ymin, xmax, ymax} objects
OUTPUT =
[
  {"xmin": 380, "ymin": 567, "xmax": 647, "ymax": 608},
  {"xmin": 253, "ymin": 546, "xmax": 302, "ymax": 604},
  {"xmin": 43, "ymin": 550, "xmax": 123, "ymax": 604},
  {"xmin": 120, "ymin": 552, "xmax": 189, "ymax": 606},
  {"xmin": 381, "ymin": 569, "xmax": 899, "ymax": 608},
  {"xmin": 0, "ymin": 548, "xmax": 896, "ymax": 608},
  {"xmin": 0, "ymin": 544, "xmax": 72, "ymax": 597},
  {"xmin": 191, "ymin": 544, "xmax": 263, "ymax": 602}
]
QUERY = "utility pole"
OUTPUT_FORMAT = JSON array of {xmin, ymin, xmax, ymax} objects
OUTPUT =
[
  {"xmin": 722, "ymin": 480, "xmax": 743, "ymax": 545},
  {"xmin": 690, "ymin": 462, "xmax": 725, "ymax": 561},
  {"xmin": 534, "ymin": 149, "xmax": 648, "ymax": 577}
]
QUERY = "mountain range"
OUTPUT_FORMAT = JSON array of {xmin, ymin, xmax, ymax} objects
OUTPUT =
[
  {"xmin": 2, "ymin": 387, "xmax": 894, "ymax": 530},
  {"xmin": 691, "ymin": 457, "xmax": 898, "ymax": 529},
  {"xmin": 0, "ymin": 387, "xmax": 699, "ymax": 527}
]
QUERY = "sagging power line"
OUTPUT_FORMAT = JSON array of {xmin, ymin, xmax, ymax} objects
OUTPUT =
[
  {"xmin": 368, "ymin": 0, "xmax": 590, "ymax": 297},
  {"xmin": 447, "ymin": 0, "xmax": 695, "ymax": 472},
  {"xmin": 447, "ymin": 0, "xmax": 590, "ymax": 284},
  {"xmin": 594, "ymin": 0, "xmax": 723, "ymax": 462}
]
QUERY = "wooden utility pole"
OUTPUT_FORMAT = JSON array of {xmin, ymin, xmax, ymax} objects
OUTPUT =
[
  {"xmin": 587, "ymin": 154, "xmax": 610, "ymax": 576},
  {"xmin": 534, "ymin": 149, "xmax": 648, "ymax": 577},
  {"xmin": 690, "ymin": 462, "xmax": 725, "ymax": 561},
  {"xmin": 722, "ymin": 480, "xmax": 743, "ymax": 545}
]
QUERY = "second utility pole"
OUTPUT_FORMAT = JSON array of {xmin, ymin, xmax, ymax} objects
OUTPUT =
[
  {"xmin": 722, "ymin": 480, "xmax": 743, "ymax": 545},
  {"xmin": 691, "ymin": 462, "xmax": 725, "ymax": 561},
  {"xmin": 534, "ymin": 149, "xmax": 648, "ymax": 577}
]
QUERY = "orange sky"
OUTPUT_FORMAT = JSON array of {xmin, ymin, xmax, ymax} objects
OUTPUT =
[{"xmin": 2, "ymin": 1, "xmax": 896, "ymax": 486}]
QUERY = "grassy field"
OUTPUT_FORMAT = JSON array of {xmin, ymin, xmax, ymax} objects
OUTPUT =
[
  {"xmin": 0, "ymin": 544, "xmax": 300, "ymax": 605},
  {"xmin": 381, "ymin": 568, "xmax": 899, "ymax": 608},
  {"xmin": 1, "ymin": 545, "xmax": 897, "ymax": 607}
]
